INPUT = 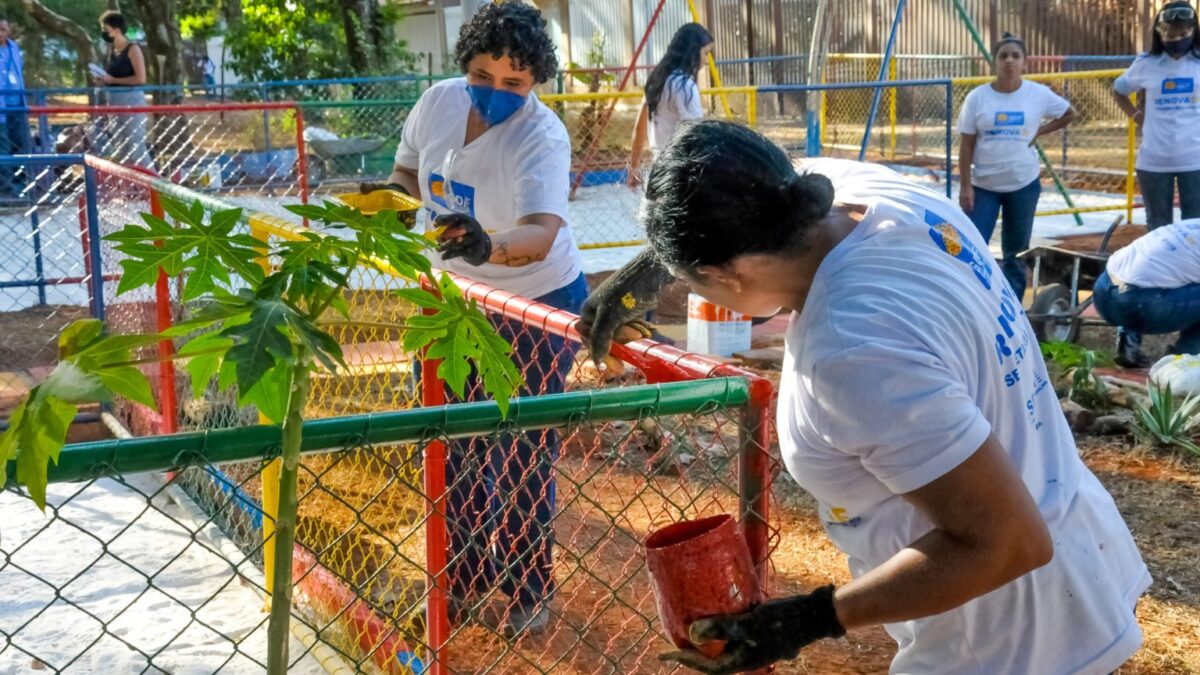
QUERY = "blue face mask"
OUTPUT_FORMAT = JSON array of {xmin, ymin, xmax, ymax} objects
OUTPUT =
[
  {"xmin": 466, "ymin": 84, "xmax": 526, "ymax": 126},
  {"xmin": 1164, "ymin": 35, "xmax": 1194, "ymax": 56}
]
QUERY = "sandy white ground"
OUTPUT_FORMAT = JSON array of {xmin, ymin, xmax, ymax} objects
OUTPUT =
[{"xmin": 0, "ymin": 474, "xmax": 328, "ymax": 674}]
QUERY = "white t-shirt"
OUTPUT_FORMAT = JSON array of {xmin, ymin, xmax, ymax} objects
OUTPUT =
[
  {"xmin": 778, "ymin": 158, "xmax": 1150, "ymax": 674},
  {"xmin": 1114, "ymin": 52, "xmax": 1200, "ymax": 172},
  {"xmin": 394, "ymin": 77, "xmax": 583, "ymax": 298},
  {"xmin": 957, "ymin": 80, "xmax": 1070, "ymax": 192},
  {"xmin": 1107, "ymin": 217, "xmax": 1200, "ymax": 288},
  {"xmin": 649, "ymin": 72, "xmax": 704, "ymax": 151}
]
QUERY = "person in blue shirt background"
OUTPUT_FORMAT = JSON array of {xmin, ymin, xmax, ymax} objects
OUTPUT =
[{"xmin": 0, "ymin": 19, "xmax": 28, "ymax": 198}]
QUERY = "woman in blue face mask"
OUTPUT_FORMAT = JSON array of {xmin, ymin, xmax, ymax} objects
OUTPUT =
[
  {"xmin": 372, "ymin": 0, "xmax": 586, "ymax": 637},
  {"xmin": 1111, "ymin": 0, "xmax": 1200, "ymax": 365}
]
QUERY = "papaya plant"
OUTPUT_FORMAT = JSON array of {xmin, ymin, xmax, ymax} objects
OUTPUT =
[{"xmin": 0, "ymin": 195, "xmax": 521, "ymax": 673}]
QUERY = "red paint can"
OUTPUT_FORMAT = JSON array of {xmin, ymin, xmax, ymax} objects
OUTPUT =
[{"xmin": 645, "ymin": 514, "xmax": 762, "ymax": 658}]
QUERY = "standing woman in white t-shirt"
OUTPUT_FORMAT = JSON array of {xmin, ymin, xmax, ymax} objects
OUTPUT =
[
  {"xmin": 581, "ymin": 121, "xmax": 1148, "ymax": 674},
  {"xmin": 626, "ymin": 23, "xmax": 714, "ymax": 188},
  {"xmin": 1113, "ymin": 1, "xmax": 1200, "ymax": 230},
  {"xmin": 958, "ymin": 33, "xmax": 1076, "ymax": 302},
  {"xmin": 372, "ymin": 1, "xmax": 586, "ymax": 636}
]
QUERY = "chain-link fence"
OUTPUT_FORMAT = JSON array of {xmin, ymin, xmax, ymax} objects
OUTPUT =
[
  {"xmin": 3, "ymin": 371, "xmax": 761, "ymax": 674},
  {"xmin": 53, "ymin": 155, "xmax": 779, "ymax": 673},
  {"xmin": 0, "ymin": 155, "xmax": 103, "ymax": 372},
  {"xmin": 23, "ymin": 102, "xmax": 309, "ymax": 210}
]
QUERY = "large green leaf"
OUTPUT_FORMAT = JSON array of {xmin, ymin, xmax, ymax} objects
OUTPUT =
[
  {"xmin": 105, "ymin": 196, "xmax": 264, "ymax": 301},
  {"xmin": 58, "ymin": 319, "xmax": 104, "ymax": 359},
  {"xmin": 12, "ymin": 394, "xmax": 77, "ymax": 510},
  {"xmin": 426, "ymin": 322, "xmax": 474, "ymax": 398},
  {"xmin": 238, "ymin": 359, "xmax": 292, "ymax": 424},
  {"xmin": 222, "ymin": 297, "xmax": 296, "ymax": 393},
  {"xmin": 94, "ymin": 366, "xmax": 157, "ymax": 409},
  {"xmin": 179, "ymin": 332, "xmax": 234, "ymax": 399}
]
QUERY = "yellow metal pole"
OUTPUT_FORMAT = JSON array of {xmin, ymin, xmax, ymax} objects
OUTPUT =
[
  {"xmin": 747, "ymin": 89, "xmax": 757, "ymax": 128},
  {"xmin": 1127, "ymin": 92, "xmax": 1137, "ymax": 227},
  {"xmin": 819, "ymin": 61, "xmax": 829, "ymax": 149},
  {"xmin": 888, "ymin": 57, "xmax": 897, "ymax": 160},
  {"xmin": 686, "ymin": 0, "xmax": 733, "ymax": 118}
]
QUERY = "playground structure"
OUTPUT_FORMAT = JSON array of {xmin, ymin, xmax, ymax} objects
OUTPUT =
[{"xmin": 0, "ymin": 0, "xmax": 1169, "ymax": 671}]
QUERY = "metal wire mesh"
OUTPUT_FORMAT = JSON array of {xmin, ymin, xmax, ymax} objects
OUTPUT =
[
  {"xmin": 67, "ymin": 166, "xmax": 779, "ymax": 672},
  {"xmin": 0, "ymin": 160, "xmax": 99, "ymax": 370},
  {"xmin": 4, "ymin": 368, "xmax": 769, "ymax": 674}
]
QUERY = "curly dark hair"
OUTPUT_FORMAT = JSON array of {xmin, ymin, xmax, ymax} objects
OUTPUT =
[{"xmin": 455, "ymin": 1, "xmax": 559, "ymax": 84}]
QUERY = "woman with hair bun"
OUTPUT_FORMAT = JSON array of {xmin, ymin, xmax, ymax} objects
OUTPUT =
[
  {"xmin": 958, "ymin": 32, "xmax": 1076, "ymax": 303},
  {"xmin": 580, "ymin": 120, "xmax": 1148, "ymax": 674}
]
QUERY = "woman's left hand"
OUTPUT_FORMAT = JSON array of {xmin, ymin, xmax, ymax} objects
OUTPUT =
[
  {"xmin": 434, "ymin": 213, "xmax": 492, "ymax": 266},
  {"xmin": 92, "ymin": 74, "xmax": 112, "ymax": 86},
  {"xmin": 659, "ymin": 586, "xmax": 845, "ymax": 674}
]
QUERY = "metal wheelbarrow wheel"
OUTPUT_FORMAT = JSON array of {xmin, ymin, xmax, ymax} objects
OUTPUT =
[{"xmin": 1029, "ymin": 283, "xmax": 1080, "ymax": 343}]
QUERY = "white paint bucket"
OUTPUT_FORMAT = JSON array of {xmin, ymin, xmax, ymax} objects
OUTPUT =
[{"xmin": 687, "ymin": 293, "xmax": 751, "ymax": 357}]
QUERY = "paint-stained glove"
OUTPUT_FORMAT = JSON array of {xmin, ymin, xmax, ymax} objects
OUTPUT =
[
  {"xmin": 434, "ymin": 213, "xmax": 493, "ymax": 266},
  {"xmin": 660, "ymin": 585, "xmax": 845, "ymax": 675},
  {"xmin": 358, "ymin": 181, "xmax": 410, "ymax": 196},
  {"xmin": 577, "ymin": 248, "xmax": 674, "ymax": 363}
]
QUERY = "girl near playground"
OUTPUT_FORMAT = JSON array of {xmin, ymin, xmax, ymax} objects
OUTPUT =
[
  {"xmin": 1113, "ymin": 0, "xmax": 1200, "ymax": 231},
  {"xmin": 627, "ymin": 22, "xmax": 714, "ymax": 188},
  {"xmin": 581, "ymin": 120, "xmax": 1148, "ymax": 675},
  {"xmin": 957, "ymin": 32, "xmax": 1076, "ymax": 303},
  {"xmin": 371, "ymin": 0, "xmax": 586, "ymax": 636}
]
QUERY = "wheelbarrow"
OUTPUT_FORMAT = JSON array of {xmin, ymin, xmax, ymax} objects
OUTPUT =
[
  {"xmin": 1018, "ymin": 217, "xmax": 1124, "ymax": 343},
  {"xmin": 307, "ymin": 135, "xmax": 388, "ymax": 182}
]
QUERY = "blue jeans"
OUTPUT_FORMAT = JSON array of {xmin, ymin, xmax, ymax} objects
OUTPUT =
[
  {"xmin": 1094, "ymin": 272, "xmax": 1200, "ymax": 354},
  {"xmin": 967, "ymin": 178, "xmax": 1042, "ymax": 302},
  {"xmin": 433, "ymin": 273, "xmax": 588, "ymax": 609},
  {"xmin": 0, "ymin": 111, "xmax": 28, "ymax": 196},
  {"xmin": 1136, "ymin": 169, "xmax": 1200, "ymax": 230}
]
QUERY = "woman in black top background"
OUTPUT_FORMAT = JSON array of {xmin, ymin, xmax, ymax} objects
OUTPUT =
[{"xmin": 94, "ymin": 10, "xmax": 152, "ymax": 168}]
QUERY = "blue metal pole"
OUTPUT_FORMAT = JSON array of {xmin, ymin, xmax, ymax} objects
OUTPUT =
[
  {"xmin": 30, "ymin": 206, "xmax": 46, "ymax": 306},
  {"xmin": 945, "ymin": 82, "xmax": 953, "ymax": 198},
  {"xmin": 859, "ymin": 0, "xmax": 908, "ymax": 161},
  {"xmin": 83, "ymin": 165, "xmax": 104, "ymax": 321}
]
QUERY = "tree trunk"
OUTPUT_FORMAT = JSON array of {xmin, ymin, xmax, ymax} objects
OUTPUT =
[
  {"xmin": 365, "ymin": 0, "xmax": 386, "ymax": 67},
  {"xmin": 224, "ymin": 0, "xmax": 243, "ymax": 27},
  {"xmin": 338, "ymin": 0, "xmax": 371, "ymax": 75},
  {"xmin": 129, "ymin": 0, "xmax": 185, "ymax": 103},
  {"xmin": 18, "ymin": 0, "xmax": 98, "ymax": 82}
]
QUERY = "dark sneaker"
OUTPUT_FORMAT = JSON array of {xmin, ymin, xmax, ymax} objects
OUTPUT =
[
  {"xmin": 500, "ymin": 603, "xmax": 551, "ymax": 638},
  {"xmin": 1115, "ymin": 342, "xmax": 1152, "ymax": 369}
]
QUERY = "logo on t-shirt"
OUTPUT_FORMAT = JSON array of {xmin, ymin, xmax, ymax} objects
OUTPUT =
[
  {"xmin": 924, "ymin": 211, "xmax": 993, "ymax": 290},
  {"xmin": 993, "ymin": 111, "xmax": 1025, "ymax": 126},
  {"xmin": 1162, "ymin": 77, "xmax": 1194, "ymax": 94},
  {"xmin": 429, "ymin": 172, "xmax": 476, "ymax": 216}
]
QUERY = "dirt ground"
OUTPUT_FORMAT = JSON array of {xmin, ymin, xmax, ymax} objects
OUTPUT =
[
  {"xmin": 0, "ymin": 304, "xmax": 90, "ymax": 371},
  {"xmin": 767, "ymin": 440, "xmax": 1200, "ymax": 675}
]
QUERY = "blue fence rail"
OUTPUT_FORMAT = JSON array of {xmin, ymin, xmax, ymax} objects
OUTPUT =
[{"xmin": 0, "ymin": 154, "xmax": 102, "ymax": 317}]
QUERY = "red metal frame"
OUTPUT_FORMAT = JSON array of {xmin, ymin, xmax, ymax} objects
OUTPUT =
[
  {"xmin": 420, "ymin": 304, "xmax": 450, "ymax": 675},
  {"xmin": 421, "ymin": 271, "xmax": 777, "ymax": 643}
]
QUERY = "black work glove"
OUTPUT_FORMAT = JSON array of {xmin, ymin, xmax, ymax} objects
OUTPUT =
[
  {"xmin": 358, "ymin": 181, "xmax": 410, "ymax": 196},
  {"xmin": 577, "ymin": 248, "xmax": 674, "ymax": 364},
  {"xmin": 660, "ymin": 585, "xmax": 845, "ymax": 675},
  {"xmin": 434, "ymin": 213, "xmax": 493, "ymax": 266}
]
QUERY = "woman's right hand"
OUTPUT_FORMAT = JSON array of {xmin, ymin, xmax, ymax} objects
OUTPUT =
[{"xmin": 958, "ymin": 184, "xmax": 975, "ymax": 214}]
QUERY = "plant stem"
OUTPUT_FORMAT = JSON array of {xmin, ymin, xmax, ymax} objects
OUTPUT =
[
  {"xmin": 265, "ymin": 353, "xmax": 310, "ymax": 675},
  {"xmin": 99, "ymin": 345, "xmax": 230, "ymax": 369}
]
